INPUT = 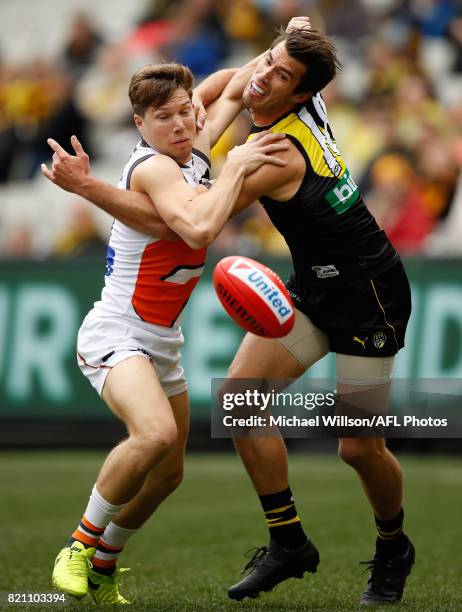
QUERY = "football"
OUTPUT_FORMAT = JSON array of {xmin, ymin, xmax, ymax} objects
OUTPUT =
[{"xmin": 213, "ymin": 256, "xmax": 295, "ymax": 338}]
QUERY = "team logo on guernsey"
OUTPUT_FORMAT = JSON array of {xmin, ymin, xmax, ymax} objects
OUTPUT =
[
  {"xmin": 373, "ymin": 331, "xmax": 387, "ymax": 349},
  {"xmin": 228, "ymin": 259, "xmax": 293, "ymax": 324},
  {"xmin": 325, "ymin": 168, "xmax": 360, "ymax": 215}
]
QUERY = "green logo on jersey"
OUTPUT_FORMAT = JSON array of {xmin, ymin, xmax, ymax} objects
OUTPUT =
[{"xmin": 325, "ymin": 168, "xmax": 360, "ymax": 215}]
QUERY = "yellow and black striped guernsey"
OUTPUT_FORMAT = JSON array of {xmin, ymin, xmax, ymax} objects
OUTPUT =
[{"xmin": 248, "ymin": 93, "xmax": 399, "ymax": 287}]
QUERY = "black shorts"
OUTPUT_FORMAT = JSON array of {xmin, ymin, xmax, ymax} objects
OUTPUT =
[{"xmin": 286, "ymin": 262, "xmax": 412, "ymax": 357}]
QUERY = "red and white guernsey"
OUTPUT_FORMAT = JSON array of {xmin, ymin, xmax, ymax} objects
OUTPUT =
[{"xmin": 93, "ymin": 139, "xmax": 211, "ymax": 331}]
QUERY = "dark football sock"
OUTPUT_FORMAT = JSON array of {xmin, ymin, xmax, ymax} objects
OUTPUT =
[
  {"xmin": 375, "ymin": 508, "xmax": 408, "ymax": 555},
  {"xmin": 259, "ymin": 487, "xmax": 308, "ymax": 549}
]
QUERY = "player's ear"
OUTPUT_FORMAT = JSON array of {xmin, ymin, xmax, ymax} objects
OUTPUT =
[
  {"xmin": 292, "ymin": 90, "xmax": 311, "ymax": 105},
  {"xmin": 134, "ymin": 113, "xmax": 144, "ymax": 134}
]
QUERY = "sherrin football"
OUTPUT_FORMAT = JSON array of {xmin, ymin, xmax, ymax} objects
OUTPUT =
[{"xmin": 213, "ymin": 256, "xmax": 295, "ymax": 338}]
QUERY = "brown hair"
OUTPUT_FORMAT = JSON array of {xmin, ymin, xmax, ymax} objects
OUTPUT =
[
  {"xmin": 271, "ymin": 29, "xmax": 341, "ymax": 94},
  {"xmin": 128, "ymin": 63, "xmax": 194, "ymax": 116}
]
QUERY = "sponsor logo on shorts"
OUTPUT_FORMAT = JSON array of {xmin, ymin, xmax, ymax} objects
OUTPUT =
[
  {"xmin": 312, "ymin": 264, "xmax": 339, "ymax": 279},
  {"xmin": 353, "ymin": 336, "xmax": 368, "ymax": 349},
  {"xmin": 373, "ymin": 331, "xmax": 387, "ymax": 349},
  {"xmin": 228, "ymin": 259, "xmax": 293, "ymax": 324},
  {"xmin": 325, "ymin": 168, "xmax": 360, "ymax": 215}
]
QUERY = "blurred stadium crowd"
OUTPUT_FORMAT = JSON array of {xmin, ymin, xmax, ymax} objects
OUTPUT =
[{"xmin": 1, "ymin": 0, "xmax": 461, "ymax": 260}]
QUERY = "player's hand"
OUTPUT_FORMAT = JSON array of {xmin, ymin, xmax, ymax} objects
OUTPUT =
[
  {"xmin": 192, "ymin": 94, "xmax": 206, "ymax": 131},
  {"xmin": 226, "ymin": 131, "xmax": 288, "ymax": 176},
  {"xmin": 41, "ymin": 135, "xmax": 91, "ymax": 193},
  {"xmin": 194, "ymin": 184, "xmax": 209, "ymax": 195},
  {"xmin": 286, "ymin": 16, "xmax": 311, "ymax": 33}
]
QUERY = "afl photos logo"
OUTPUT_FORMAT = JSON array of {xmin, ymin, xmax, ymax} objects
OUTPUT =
[{"xmin": 373, "ymin": 331, "xmax": 387, "ymax": 349}]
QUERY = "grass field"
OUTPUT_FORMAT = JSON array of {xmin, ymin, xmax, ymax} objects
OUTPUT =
[{"xmin": 1, "ymin": 451, "xmax": 461, "ymax": 611}]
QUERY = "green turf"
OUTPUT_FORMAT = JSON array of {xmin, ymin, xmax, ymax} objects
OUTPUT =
[{"xmin": 0, "ymin": 451, "xmax": 461, "ymax": 611}]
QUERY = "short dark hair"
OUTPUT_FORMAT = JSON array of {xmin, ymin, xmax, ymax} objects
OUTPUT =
[
  {"xmin": 271, "ymin": 29, "xmax": 341, "ymax": 94},
  {"xmin": 128, "ymin": 63, "xmax": 194, "ymax": 116}
]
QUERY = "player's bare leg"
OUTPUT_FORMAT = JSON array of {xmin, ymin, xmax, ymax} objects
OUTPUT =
[
  {"xmin": 338, "ymin": 436, "xmax": 402, "ymax": 519},
  {"xmin": 339, "ymin": 436, "xmax": 414, "ymax": 604},
  {"xmin": 98, "ymin": 356, "xmax": 179, "ymax": 503},
  {"xmin": 110, "ymin": 390, "xmax": 189, "ymax": 529},
  {"xmin": 228, "ymin": 333, "xmax": 304, "ymax": 494},
  {"xmin": 226, "ymin": 329, "xmax": 325, "ymax": 600},
  {"xmin": 336, "ymin": 355, "xmax": 414, "ymax": 605},
  {"xmin": 86, "ymin": 390, "xmax": 189, "ymax": 603},
  {"xmin": 52, "ymin": 356, "xmax": 179, "ymax": 600}
]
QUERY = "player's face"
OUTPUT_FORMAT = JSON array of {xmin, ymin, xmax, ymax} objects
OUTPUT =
[
  {"xmin": 135, "ymin": 88, "xmax": 196, "ymax": 164},
  {"xmin": 243, "ymin": 41, "xmax": 309, "ymax": 121}
]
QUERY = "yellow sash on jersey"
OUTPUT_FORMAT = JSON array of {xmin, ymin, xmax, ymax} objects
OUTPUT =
[{"xmin": 248, "ymin": 110, "xmax": 346, "ymax": 180}]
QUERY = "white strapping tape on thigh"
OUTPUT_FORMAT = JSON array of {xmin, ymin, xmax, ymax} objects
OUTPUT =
[
  {"xmin": 278, "ymin": 308, "xmax": 329, "ymax": 369},
  {"xmin": 336, "ymin": 354, "xmax": 394, "ymax": 386}
]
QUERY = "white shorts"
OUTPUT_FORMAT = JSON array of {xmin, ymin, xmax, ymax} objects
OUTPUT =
[{"xmin": 77, "ymin": 312, "xmax": 187, "ymax": 398}]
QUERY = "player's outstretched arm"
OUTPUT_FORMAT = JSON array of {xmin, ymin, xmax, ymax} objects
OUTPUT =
[
  {"xmin": 191, "ymin": 69, "xmax": 243, "ymax": 133},
  {"xmin": 200, "ymin": 57, "xmax": 260, "ymax": 149},
  {"xmin": 134, "ymin": 132, "xmax": 289, "ymax": 249},
  {"xmin": 41, "ymin": 135, "xmax": 179, "ymax": 240},
  {"xmin": 200, "ymin": 16, "xmax": 311, "ymax": 148},
  {"xmin": 194, "ymin": 69, "xmax": 238, "ymax": 111},
  {"xmin": 192, "ymin": 16, "xmax": 311, "ymax": 115}
]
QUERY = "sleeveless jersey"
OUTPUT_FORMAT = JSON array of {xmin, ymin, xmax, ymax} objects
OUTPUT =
[
  {"xmin": 249, "ymin": 93, "xmax": 399, "ymax": 287},
  {"xmin": 92, "ymin": 139, "xmax": 211, "ymax": 331}
]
